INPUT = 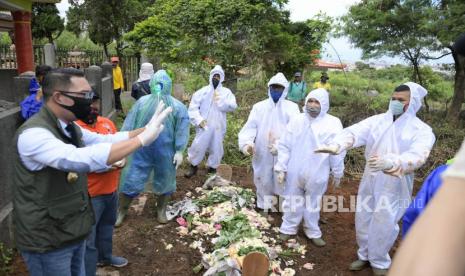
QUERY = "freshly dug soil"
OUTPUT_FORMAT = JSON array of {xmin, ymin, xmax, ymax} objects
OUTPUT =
[{"xmin": 10, "ymin": 166, "xmax": 400, "ymax": 276}]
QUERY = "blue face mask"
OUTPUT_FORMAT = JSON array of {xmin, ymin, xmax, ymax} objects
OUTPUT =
[
  {"xmin": 389, "ymin": 100, "xmax": 405, "ymax": 116},
  {"xmin": 270, "ymin": 89, "xmax": 283, "ymax": 103}
]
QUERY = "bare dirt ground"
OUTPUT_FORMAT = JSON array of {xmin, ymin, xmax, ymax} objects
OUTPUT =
[{"xmin": 10, "ymin": 166, "xmax": 400, "ymax": 276}]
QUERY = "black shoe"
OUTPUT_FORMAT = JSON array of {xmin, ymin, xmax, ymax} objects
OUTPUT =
[
  {"xmin": 207, "ymin": 167, "xmax": 216, "ymax": 174},
  {"xmin": 184, "ymin": 164, "xmax": 198, "ymax": 178}
]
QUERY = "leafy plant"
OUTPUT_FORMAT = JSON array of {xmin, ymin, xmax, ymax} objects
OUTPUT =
[
  {"xmin": 0, "ymin": 242, "xmax": 14, "ymax": 275},
  {"xmin": 215, "ymin": 214, "xmax": 260, "ymax": 249},
  {"xmin": 238, "ymin": 246, "xmax": 268, "ymax": 256}
]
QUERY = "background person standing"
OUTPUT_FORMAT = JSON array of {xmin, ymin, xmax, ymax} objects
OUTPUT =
[
  {"xmin": 286, "ymin": 71, "xmax": 307, "ymax": 104},
  {"xmin": 111, "ymin": 56, "xmax": 125, "ymax": 116},
  {"xmin": 76, "ymin": 94, "xmax": 128, "ymax": 275}
]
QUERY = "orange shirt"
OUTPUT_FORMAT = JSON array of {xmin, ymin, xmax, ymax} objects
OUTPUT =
[{"xmin": 76, "ymin": 117, "xmax": 121, "ymax": 197}]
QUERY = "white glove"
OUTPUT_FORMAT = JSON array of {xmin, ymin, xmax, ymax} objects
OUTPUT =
[
  {"xmin": 314, "ymin": 143, "xmax": 342, "ymax": 155},
  {"xmin": 276, "ymin": 171, "xmax": 286, "ymax": 186},
  {"xmin": 331, "ymin": 177, "xmax": 341, "ymax": 188},
  {"xmin": 137, "ymin": 101, "xmax": 172, "ymax": 146},
  {"xmin": 241, "ymin": 144, "xmax": 254, "ymax": 156},
  {"xmin": 173, "ymin": 151, "xmax": 183, "ymax": 170},
  {"xmin": 268, "ymin": 144, "xmax": 278, "ymax": 156},
  {"xmin": 367, "ymin": 156, "xmax": 395, "ymax": 172},
  {"xmin": 112, "ymin": 158, "xmax": 126, "ymax": 168},
  {"xmin": 199, "ymin": 120, "xmax": 207, "ymax": 129}
]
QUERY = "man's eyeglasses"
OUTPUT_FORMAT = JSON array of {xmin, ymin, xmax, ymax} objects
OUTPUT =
[{"xmin": 58, "ymin": 90, "xmax": 95, "ymax": 100}]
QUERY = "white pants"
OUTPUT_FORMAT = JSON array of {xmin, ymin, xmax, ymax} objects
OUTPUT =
[
  {"xmin": 355, "ymin": 177, "xmax": 406, "ymax": 269},
  {"xmin": 280, "ymin": 179, "xmax": 328, "ymax": 238},
  {"xmin": 187, "ymin": 127, "xmax": 224, "ymax": 169}
]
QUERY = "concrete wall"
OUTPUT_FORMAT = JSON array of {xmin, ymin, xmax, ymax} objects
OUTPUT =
[
  {"xmin": 0, "ymin": 106, "xmax": 22, "ymax": 247},
  {"xmin": 0, "ymin": 69, "xmax": 19, "ymax": 103}
]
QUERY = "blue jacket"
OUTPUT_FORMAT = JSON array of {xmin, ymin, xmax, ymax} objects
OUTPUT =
[
  {"xmin": 20, "ymin": 78, "xmax": 43, "ymax": 120},
  {"xmin": 402, "ymin": 165, "xmax": 448, "ymax": 237}
]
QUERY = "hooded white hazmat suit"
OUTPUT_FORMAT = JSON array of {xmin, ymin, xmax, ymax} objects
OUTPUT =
[
  {"xmin": 275, "ymin": 88, "xmax": 345, "ymax": 238},
  {"xmin": 238, "ymin": 73, "xmax": 300, "ymax": 209},
  {"xmin": 328, "ymin": 82, "xmax": 435, "ymax": 269},
  {"xmin": 187, "ymin": 65, "xmax": 237, "ymax": 169}
]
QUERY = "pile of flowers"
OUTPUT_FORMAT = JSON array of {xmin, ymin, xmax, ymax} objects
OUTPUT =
[{"xmin": 169, "ymin": 184, "xmax": 311, "ymax": 276}]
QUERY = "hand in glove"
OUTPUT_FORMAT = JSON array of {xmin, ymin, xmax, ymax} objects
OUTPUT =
[
  {"xmin": 173, "ymin": 151, "xmax": 183, "ymax": 170},
  {"xmin": 314, "ymin": 144, "xmax": 341, "ymax": 155},
  {"xmin": 276, "ymin": 171, "xmax": 286, "ymax": 186},
  {"xmin": 268, "ymin": 144, "xmax": 278, "ymax": 156},
  {"xmin": 367, "ymin": 156, "xmax": 395, "ymax": 172},
  {"xmin": 330, "ymin": 177, "xmax": 342, "ymax": 188},
  {"xmin": 137, "ymin": 101, "xmax": 172, "ymax": 146},
  {"xmin": 199, "ymin": 120, "xmax": 207, "ymax": 129},
  {"xmin": 241, "ymin": 144, "xmax": 254, "ymax": 156},
  {"xmin": 112, "ymin": 158, "xmax": 126, "ymax": 168}
]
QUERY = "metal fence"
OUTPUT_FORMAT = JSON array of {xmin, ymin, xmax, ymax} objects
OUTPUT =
[
  {"xmin": 0, "ymin": 44, "xmax": 140, "ymax": 90},
  {"xmin": 0, "ymin": 45, "xmax": 17, "ymax": 69}
]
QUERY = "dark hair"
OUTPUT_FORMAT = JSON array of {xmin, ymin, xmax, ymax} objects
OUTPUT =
[
  {"xmin": 394, "ymin": 84, "xmax": 410, "ymax": 92},
  {"xmin": 42, "ymin": 68, "xmax": 85, "ymax": 100},
  {"xmin": 453, "ymin": 33, "xmax": 465, "ymax": 56},
  {"xmin": 35, "ymin": 65, "xmax": 52, "ymax": 78}
]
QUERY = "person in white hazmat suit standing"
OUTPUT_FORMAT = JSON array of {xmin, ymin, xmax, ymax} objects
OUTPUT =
[
  {"xmin": 238, "ymin": 72, "xmax": 300, "ymax": 213},
  {"xmin": 274, "ymin": 88, "xmax": 345, "ymax": 247},
  {"xmin": 184, "ymin": 65, "xmax": 237, "ymax": 177},
  {"xmin": 315, "ymin": 82, "xmax": 435, "ymax": 276}
]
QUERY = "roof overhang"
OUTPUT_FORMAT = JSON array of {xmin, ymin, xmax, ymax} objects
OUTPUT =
[{"xmin": 0, "ymin": 0, "xmax": 60, "ymax": 12}]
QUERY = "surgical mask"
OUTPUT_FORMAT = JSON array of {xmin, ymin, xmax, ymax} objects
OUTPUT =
[
  {"xmin": 306, "ymin": 106, "xmax": 321, "ymax": 118},
  {"xmin": 212, "ymin": 78, "xmax": 220, "ymax": 89},
  {"xmin": 389, "ymin": 100, "xmax": 405, "ymax": 116},
  {"xmin": 82, "ymin": 109, "xmax": 99, "ymax": 125},
  {"xmin": 270, "ymin": 89, "xmax": 283, "ymax": 103},
  {"xmin": 59, "ymin": 94, "xmax": 93, "ymax": 121}
]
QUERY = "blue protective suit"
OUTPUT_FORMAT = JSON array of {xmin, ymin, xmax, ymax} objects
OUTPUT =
[
  {"xmin": 402, "ymin": 164, "xmax": 448, "ymax": 237},
  {"xmin": 120, "ymin": 70, "xmax": 190, "ymax": 197},
  {"xmin": 20, "ymin": 78, "xmax": 43, "ymax": 120}
]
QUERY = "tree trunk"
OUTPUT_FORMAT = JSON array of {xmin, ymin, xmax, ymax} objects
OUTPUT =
[
  {"xmin": 446, "ymin": 51, "xmax": 465, "ymax": 124},
  {"xmin": 412, "ymin": 61, "xmax": 430, "ymax": 112},
  {"xmin": 103, "ymin": 44, "xmax": 109, "ymax": 60}
]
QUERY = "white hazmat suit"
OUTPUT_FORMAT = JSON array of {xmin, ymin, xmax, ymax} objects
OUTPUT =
[
  {"xmin": 325, "ymin": 82, "xmax": 435, "ymax": 269},
  {"xmin": 275, "ymin": 88, "xmax": 345, "ymax": 239},
  {"xmin": 187, "ymin": 65, "xmax": 237, "ymax": 169},
  {"xmin": 238, "ymin": 73, "xmax": 300, "ymax": 209}
]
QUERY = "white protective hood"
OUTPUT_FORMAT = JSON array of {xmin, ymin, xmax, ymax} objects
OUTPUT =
[
  {"xmin": 137, "ymin": 63, "xmax": 154, "ymax": 82},
  {"xmin": 209, "ymin": 65, "xmax": 225, "ymax": 89},
  {"xmin": 403, "ymin": 81, "xmax": 427, "ymax": 115},
  {"xmin": 267, "ymin": 72, "xmax": 289, "ymax": 103},
  {"xmin": 304, "ymin": 88, "xmax": 330, "ymax": 119}
]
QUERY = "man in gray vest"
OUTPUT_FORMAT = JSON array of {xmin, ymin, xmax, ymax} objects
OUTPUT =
[{"xmin": 13, "ymin": 68, "xmax": 172, "ymax": 276}]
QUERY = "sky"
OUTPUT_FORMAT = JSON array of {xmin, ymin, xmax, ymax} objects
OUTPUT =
[{"xmin": 56, "ymin": 0, "xmax": 453, "ymax": 65}]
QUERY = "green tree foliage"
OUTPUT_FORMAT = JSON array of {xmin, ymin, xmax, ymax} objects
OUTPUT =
[
  {"xmin": 341, "ymin": 0, "xmax": 439, "ymax": 87},
  {"xmin": 342, "ymin": 0, "xmax": 465, "ymax": 120},
  {"xmin": 427, "ymin": 0, "xmax": 465, "ymax": 122},
  {"xmin": 31, "ymin": 3, "xmax": 64, "ymax": 43},
  {"xmin": 125, "ymin": 0, "xmax": 331, "ymax": 77},
  {"xmin": 66, "ymin": 0, "xmax": 154, "ymax": 57}
]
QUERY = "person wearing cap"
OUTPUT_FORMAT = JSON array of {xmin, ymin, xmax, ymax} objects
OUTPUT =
[
  {"xmin": 313, "ymin": 72, "xmax": 331, "ymax": 90},
  {"xmin": 131, "ymin": 63, "xmax": 154, "ymax": 100},
  {"xmin": 76, "ymin": 94, "xmax": 128, "ymax": 275},
  {"xmin": 111, "ymin": 57, "xmax": 125, "ymax": 116},
  {"xmin": 315, "ymin": 83, "xmax": 435, "ymax": 275},
  {"xmin": 286, "ymin": 71, "xmax": 307, "ymax": 104}
]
